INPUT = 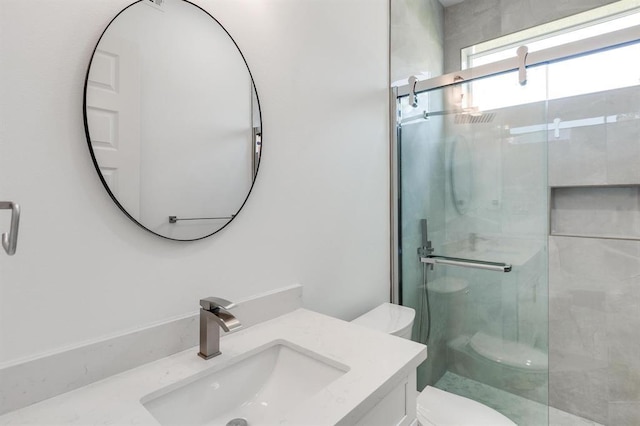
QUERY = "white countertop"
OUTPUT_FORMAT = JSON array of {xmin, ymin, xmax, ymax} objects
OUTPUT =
[{"xmin": 0, "ymin": 309, "xmax": 426, "ymax": 426}]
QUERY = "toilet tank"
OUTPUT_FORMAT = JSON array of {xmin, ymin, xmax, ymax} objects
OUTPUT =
[{"xmin": 351, "ymin": 303, "xmax": 415, "ymax": 340}]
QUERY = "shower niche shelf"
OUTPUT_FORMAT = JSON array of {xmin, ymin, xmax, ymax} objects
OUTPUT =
[{"xmin": 550, "ymin": 185, "xmax": 640, "ymax": 240}]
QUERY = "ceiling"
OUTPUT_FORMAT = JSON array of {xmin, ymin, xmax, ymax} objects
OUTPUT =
[{"xmin": 439, "ymin": 0, "xmax": 466, "ymax": 7}]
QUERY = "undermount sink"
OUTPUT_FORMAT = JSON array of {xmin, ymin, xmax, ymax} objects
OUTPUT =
[{"xmin": 141, "ymin": 341, "xmax": 349, "ymax": 426}]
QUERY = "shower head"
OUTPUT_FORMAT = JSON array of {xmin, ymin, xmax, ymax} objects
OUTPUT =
[{"xmin": 454, "ymin": 111, "xmax": 496, "ymax": 124}]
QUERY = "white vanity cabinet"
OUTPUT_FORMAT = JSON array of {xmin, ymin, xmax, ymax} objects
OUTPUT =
[{"xmin": 354, "ymin": 371, "xmax": 418, "ymax": 426}]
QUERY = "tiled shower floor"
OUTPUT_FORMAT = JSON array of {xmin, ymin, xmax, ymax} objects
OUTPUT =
[{"xmin": 434, "ymin": 372, "xmax": 603, "ymax": 426}]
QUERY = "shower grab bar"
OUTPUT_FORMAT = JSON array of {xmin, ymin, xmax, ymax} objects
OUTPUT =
[
  {"xmin": 0, "ymin": 201, "xmax": 20, "ymax": 256},
  {"xmin": 421, "ymin": 255, "xmax": 512, "ymax": 273},
  {"xmin": 169, "ymin": 215, "xmax": 234, "ymax": 223}
]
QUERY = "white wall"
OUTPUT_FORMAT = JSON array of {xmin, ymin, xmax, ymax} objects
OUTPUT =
[{"xmin": 0, "ymin": 0, "xmax": 389, "ymax": 364}]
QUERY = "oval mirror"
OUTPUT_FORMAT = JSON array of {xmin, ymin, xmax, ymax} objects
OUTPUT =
[
  {"xmin": 450, "ymin": 135, "xmax": 473, "ymax": 215},
  {"xmin": 84, "ymin": 0, "xmax": 261, "ymax": 241}
]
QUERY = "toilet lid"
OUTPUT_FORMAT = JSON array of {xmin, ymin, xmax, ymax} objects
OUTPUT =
[
  {"xmin": 417, "ymin": 386, "xmax": 516, "ymax": 426},
  {"xmin": 351, "ymin": 303, "xmax": 415, "ymax": 336}
]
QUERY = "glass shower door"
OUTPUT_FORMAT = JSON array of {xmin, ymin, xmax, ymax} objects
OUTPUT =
[{"xmin": 398, "ymin": 68, "xmax": 549, "ymax": 426}]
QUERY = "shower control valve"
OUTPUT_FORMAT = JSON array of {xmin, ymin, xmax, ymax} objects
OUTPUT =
[{"xmin": 417, "ymin": 243, "xmax": 434, "ymax": 258}]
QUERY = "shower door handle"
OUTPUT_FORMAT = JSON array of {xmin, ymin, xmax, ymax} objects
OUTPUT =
[
  {"xmin": 421, "ymin": 255, "xmax": 511, "ymax": 273},
  {"xmin": 0, "ymin": 201, "xmax": 20, "ymax": 256}
]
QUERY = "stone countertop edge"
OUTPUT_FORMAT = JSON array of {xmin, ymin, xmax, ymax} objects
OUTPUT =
[{"xmin": 0, "ymin": 308, "xmax": 427, "ymax": 426}]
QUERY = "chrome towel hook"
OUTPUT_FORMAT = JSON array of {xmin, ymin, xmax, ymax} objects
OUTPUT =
[{"xmin": 0, "ymin": 201, "xmax": 20, "ymax": 255}]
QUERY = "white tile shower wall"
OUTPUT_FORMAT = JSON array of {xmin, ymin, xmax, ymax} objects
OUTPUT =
[
  {"xmin": 442, "ymin": 0, "xmax": 619, "ymax": 74},
  {"xmin": 546, "ymin": 85, "xmax": 640, "ymax": 424},
  {"xmin": 549, "ymin": 236, "xmax": 640, "ymax": 425},
  {"xmin": 547, "ymin": 82, "xmax": 640, "ymax": 425},
  {"xmin": 0, "ymin": 0, "xmax": 389, "ymax": 364},
  {"xmin": 0, "ymin": 285, "xmax": 303, "ymax": 415},
  {"xmin": 549, "ymin": 86, "xmax": 640, "ymax": 187},
  {"xmin": 391, "ymin": 0, "xmax": 444, "ymax": 83}
]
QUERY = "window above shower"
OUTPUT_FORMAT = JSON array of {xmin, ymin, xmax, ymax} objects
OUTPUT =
[
  {"xmin": 460, "ymin": 1, "xmax": 640, "ymax": 111},
  {"xmin": 462, "ymin": 1, "xmax": 640, "ymax": 69}
]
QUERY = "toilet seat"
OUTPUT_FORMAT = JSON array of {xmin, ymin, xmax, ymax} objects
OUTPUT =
[{"xmin": 417, "ymin": 386, "xmax": 516, "ymax": 426}]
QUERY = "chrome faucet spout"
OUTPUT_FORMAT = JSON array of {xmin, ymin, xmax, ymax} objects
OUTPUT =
[
  {"xmin": 205, "ymin": 307, "xmax": 242, "ymax": 332},
  {"xmin": 198, "ymin": 297, "xmax": 242, "ymax": 360}
]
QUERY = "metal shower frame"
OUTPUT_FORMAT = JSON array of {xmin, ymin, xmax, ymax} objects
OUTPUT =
[{"xmin": 389, "ymin": 23, "xmax": 640, "ymax": 303}]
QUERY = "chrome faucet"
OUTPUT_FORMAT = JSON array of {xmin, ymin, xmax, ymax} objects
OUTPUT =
[{"xmin": 198, "ymin": 297, "xmax": 242, "ymax": 360}]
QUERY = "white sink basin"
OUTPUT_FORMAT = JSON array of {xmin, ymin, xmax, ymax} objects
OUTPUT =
[{"xmin": 141, "ymin": 341, "xmax": 348, "ymax": 425}]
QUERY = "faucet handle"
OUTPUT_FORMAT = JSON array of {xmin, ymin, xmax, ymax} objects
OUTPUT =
[{"xmin": 200, "ymin": 297, "xmax": 236, "ymax": 311}]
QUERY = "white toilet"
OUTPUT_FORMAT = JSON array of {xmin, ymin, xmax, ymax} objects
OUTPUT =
[{"xmin": 352, "ymin": 303, "xmax": 516, "ymax": 426}]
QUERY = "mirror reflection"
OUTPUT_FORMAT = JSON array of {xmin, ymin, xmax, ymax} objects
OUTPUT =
[
  {"xmin": 84, "ymin": 0, "xmax": 261, "ymax": 241},
  {"xmin": 450, "ymin": 135, "xmax": 473, "ymax": 215}
]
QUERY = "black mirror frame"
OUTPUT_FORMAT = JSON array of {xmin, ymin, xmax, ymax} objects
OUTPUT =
[{"xmin": 82, "ymin": 0, "xmax": 262, "ymax": 241}]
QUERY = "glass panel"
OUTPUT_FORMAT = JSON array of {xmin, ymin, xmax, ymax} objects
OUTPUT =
[
  {"xmin": 398, "ymin": 68, "xmax": 549, "ymax": 426},
  {"xmin": 545, "ymin": 41, "xmax": 640, "ymax": 426}
]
